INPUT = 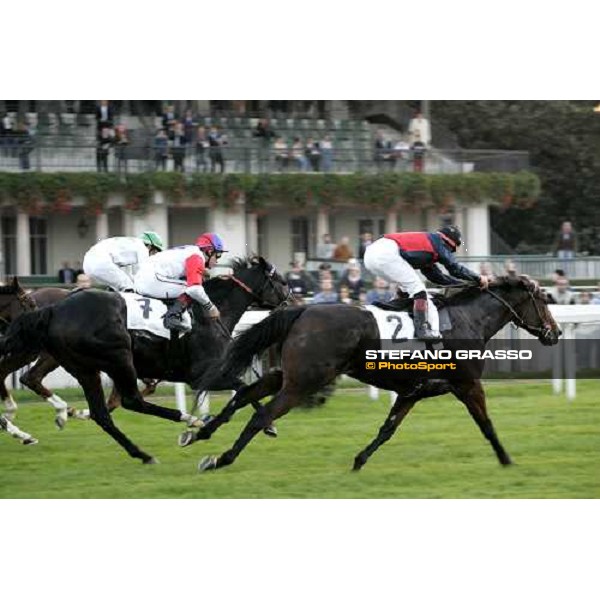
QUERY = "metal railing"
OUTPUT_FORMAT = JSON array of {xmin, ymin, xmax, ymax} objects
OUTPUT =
[{"xmin": 0, "ymin": 137, "xmax": 528, "ymax": 175}]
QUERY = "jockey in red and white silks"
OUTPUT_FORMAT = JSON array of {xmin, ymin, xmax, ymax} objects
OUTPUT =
[
  {"xmin": 134, "ymin": 232, "xmax": 226, "ymax": 333},
  {"xmin": 364, "ymin": 225, "xmax": 488, "ymax": 341},
  {"xmin": 83, "ymin": 232, "xmax": 164, "ymax": 292}
]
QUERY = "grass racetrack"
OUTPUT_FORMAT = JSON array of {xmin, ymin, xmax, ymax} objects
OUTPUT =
[{"xmin": 1, "ymin": 380, "xmax": 598, "ymax": 498}]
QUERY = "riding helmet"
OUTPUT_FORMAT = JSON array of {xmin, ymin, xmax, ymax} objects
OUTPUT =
[
  {"xmin": 437, "ymin": 225, "xmax": 462, "ymax": 249},
  {"xmin": 196, "ymin": 232, "xmax": 227, "ymax": 253},
  {"xmin": 140, "ymin": 231, "xmax": 165, "ymax": 252}
]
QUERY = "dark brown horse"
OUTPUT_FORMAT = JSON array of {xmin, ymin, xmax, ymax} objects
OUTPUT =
[{"xmin": 193, "ymin": 275, "xmax": 561, "ymax": 472}]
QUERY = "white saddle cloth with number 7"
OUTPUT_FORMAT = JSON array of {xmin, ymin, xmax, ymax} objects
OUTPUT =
[{"xmin": 121, "ymin": 292, "xmax": 191, "ymax": 340}]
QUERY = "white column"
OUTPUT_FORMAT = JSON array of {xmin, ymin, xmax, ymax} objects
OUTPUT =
[
  {"xmin": 564, "ymin": 323, "xmax": 577, "ymax": 401},
  {"xmin": 316, "ymin": 208, "xmax": 329, "ymax": 240},
  {"xmin": 95, "ymin": 211, "xmax": 109, "ymax": 242},
  {"xmin": 123, "ymin": 194, "xmax": 170, "ymax": 246},
  {"xmin": 246, "ymin": 211, "xmax": 258, "ymax": 254},
  {"xmin": 386, "ymin": 209, "xmax": 397, "ymax": 233},
  {"xmin": 465, "ymin": 204, "xmax": 490, "ymax": 256},
  {"xmin": 16, "ymin": 211, "xmax": 31, "ymax": 276},
  {"xmin": 208, "ymin": 200, "xmax": 248, "ymax": 258}
]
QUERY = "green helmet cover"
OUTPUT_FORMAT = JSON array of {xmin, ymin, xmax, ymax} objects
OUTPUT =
[{"xmin": 140, "ymin": 231, "xmax": 164, "ymax": 251}]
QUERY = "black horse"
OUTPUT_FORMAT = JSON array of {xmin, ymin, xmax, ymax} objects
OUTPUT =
[
  {"xmin": 193, "ymin": 275, "xmax": 561, "ymax": 472},
  {"xmin": 0, "ymin": 257, "xmax": 289, "ymax": 463}
]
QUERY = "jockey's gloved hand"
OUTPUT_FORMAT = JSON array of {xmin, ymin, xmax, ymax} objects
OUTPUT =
[
  {"xmin": 208, "ymin": 305, "xmax": 220, "ymax": 319},
  {"xmin": 479, "ymin": 275, "xmax": 490, "ymax": 289}
]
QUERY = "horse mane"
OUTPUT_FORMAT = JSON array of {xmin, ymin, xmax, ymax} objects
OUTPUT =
[
  {"xmin": 0, "ymin": 281, "xmax": 18, "ymax": 295},
  {"xmin": 433, "ymin": 274, "xmax": 542, "ymax": 308}
]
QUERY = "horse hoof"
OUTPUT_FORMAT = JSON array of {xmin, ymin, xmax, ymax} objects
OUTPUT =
[
  {"xmin": 178, "ymin": 430, "xmax": 196, "ymax": 447},
  {"xmin": 143, "ymin": 456, "xmax": 159, "ymax": 465},
  {"xmin": 352, "ymin": 458, "xmax": 364, "ymax": 471},
  {"xmin": 263, "ymin": 425, "xmax": 278, "ymax": 438},
  {"xmin": 23, "ymin": 437, "xmax": 39, "ymax": 446},
  {"xmin": 198, "ymin": 456, "xmax": 218, "ymax": 472}
]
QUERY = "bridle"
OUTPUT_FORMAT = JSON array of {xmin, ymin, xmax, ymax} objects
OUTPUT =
[
  {"xmin": 220, "ymin": 264, "xmax": 293, "ymax": 309},
  {"xmin": 485, "ymin": 285, "xmax": 555, "ymax": 342},
  {"xmin": 0, "ymin": 286, "xmax": 37, "ymax": 330}
]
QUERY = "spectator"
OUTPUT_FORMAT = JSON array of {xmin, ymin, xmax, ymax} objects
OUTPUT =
[
  {"xmin": 316, "ymin": 233, "xmax": 336, "ymax": 260},
  {"xmin": 408, "ymin": 110, "xmax": 431, "ymax": 147},
  {"xmin": 365, "ymin": 276, "xmax": 393, "ymax": 305},
  {"xmin": 96, "ymin": 127, "xmax": 113, "ymax": 173},
  {"xmin": 161, "ymin": 104, "xmax": 178, "ymax": 139},
  {"xmin": 411, "ymin": 132, "xmax": 427, "ymax": 172},
  {"xmin": 114, "ymin": 124, "xmax": 129, "ymax": 175},
  {"xmin": 285, "ymin": 260, "xmax": 316, "ymax": 298},
  {"xmin": 318, "ymin": 262, "xmax": 334, "ymax": 283},
  {"xmin": 154, "ymin": 129, "xmax": 169, "ymax": 171},
  {"xmin": 208, "ymin": 125, "xmax": 227, "ymax": 173},
  {"xmin": 320, "ymin": 134, "xmax": 334, "ymax": 172},
  {"xmin": 591, "ymin": 282, "xmax": 600, "ymax": 304},
  {"xmin": 305, "ymin": 137, "xmax": 321, "ymax": 172},
  {"xmin": 58, "ymin": 261, "xmax": 76, "ymax": 284},
  {"xmin": 339, "ymin": 259, "xmax": 366, "ymax": 301},
  {"xmin": 504, "ymin": 259, "xmax": 518, "ymax": 276},
  {"xmin": 16, "ymin": 122, "xmax": 34, "ymax": 170},
  {"xmin": 578, "ymin": 290, "xmax": 593, "ymax": 305},
  {"xmin": 554, "ymin": 221, "xmax": 577, "ymax": 260},
  {"xmin": 290, "ymin": 137, "xmax": 308, "ymax": 171},
  {"xmin": 312, "ymin": 278, "xmax": 339, "ymax": 304},
  {"xmin": 75, "ymin": 273, "xmax": 92, "ymax": 289},
  {"xmin": 479, "ymin": 261, "xmax": 496, "ymax": 280},
  {"xmin": 374, "ymin": 129, "xmax": 386, "ymax": 170},
  {"xmin": 333, "ymin": 236, "xmax": 354, "ymax": 261},
  {"xmin": 253, "ymin": 118, "xmax": 276, "ymax": 171},
  {"xmin": 95, "ymin": 100, "xmax": 114, "ymax": 133},
  {"xmin": 393, "ymin": 138, "xmax": 410, "ymax": 170},
  {"xmin": 182, "ymin": 109, "xmax": 196, "ymax": 145},
  {"xmin": 338, "ymin": 285, "xmax": 354, "ymax": 305},
  {"xmin": 73, "ymin": 261, "xmax": 84, "ymax": 278},
  {"xmin": 171, "ymin": 121, "xmax": 187, "ymax": 173},
  {"xmin": 551, "ymin": 268, "xmax": 565, "ymax": 283},
  {"xmin": 195, "ymin": 126, "xmax": 209, "ymax": 172},
  {"xmin": 272, "ymin": 136, "xmax": 289, "ymax": 171},
  {"xmin": 550, "ymin": 276, "xmax": 575, "ymax": 305},
  {"xmin": 358, "ymin": 232, "xmax": 374, "ymax": 260},
  {"xmin": 1, "ymin": 112, "xmax": 14, "ymax": 137}
]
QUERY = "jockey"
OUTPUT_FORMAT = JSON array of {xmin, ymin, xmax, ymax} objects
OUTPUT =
[
  {"xmin": 363, "ymin": 225, "xmax": 489, "ymax": 341},
  {"xmin": 133, "ymin": 232, "xmax": 226, "ymax": 333},
  {"xmin": 82, "ymin": 231, "xmax": 164, "ymax": 292}
]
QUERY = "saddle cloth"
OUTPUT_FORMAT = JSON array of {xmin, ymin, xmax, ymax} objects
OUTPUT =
[
  {"xmin": 364, "ymin": 305, "xmax": 452, "ymax": 344},
  {"xmin": 120, "ymin": 292, "xmax": 191, "ymax": 340}
]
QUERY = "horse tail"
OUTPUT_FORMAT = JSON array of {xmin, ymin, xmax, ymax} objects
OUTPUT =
[
  {"xmin": 218, "ymin": 305, "xmax": 308, "ymax": 381},
  {"xmin": 0, "ymin": 307, "xmax": 53, "ymax": 357}
]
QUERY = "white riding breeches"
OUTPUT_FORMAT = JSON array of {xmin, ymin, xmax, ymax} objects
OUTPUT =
[
  {"xmin": 134, "ymin": 269, "xmax": 187, "ymax": 300},
  {"xmin": 364, "ymin": 237, "xmax": 440, "ymax": 334},
  {"xmin": 83, "ymin": 251, "xmax": 134, "ymax": 291}
]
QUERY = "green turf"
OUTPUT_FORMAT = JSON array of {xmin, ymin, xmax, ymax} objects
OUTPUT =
[{"xmin": 1, "ymin": 381, "xmax": 598, "ymax": 498}]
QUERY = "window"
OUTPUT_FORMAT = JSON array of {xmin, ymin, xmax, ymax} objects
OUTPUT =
[
  {"xmin": 29, "ymin": 217, "xmax": 48, "ymax": 274},
  {"xmin": 291, "ymin": 217, "xmax": 309, "ymax": 255},
  {"xmin": 257, "ymin": 216, "xmax": 267, "ymax": 256},
  {"xmin": 358, "ymin": 218, "xmax": 385, "ymax": 237},
  {"xmin": 1, "ymin": 216, "xmax": 16, "ymax": 276}
]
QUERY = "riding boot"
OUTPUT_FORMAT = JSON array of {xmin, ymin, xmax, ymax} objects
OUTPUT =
[
  {"xmin": 413, "ymin": 297, "xmax": 442, "ymax": 341},
  {"xmin": 163, "ymin": 298, "xmax": 192, "ymax": 333}
]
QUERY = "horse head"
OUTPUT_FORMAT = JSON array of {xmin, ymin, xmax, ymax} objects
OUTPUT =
[
  {"xmin": 0, "ymin": 277, "xmax": 37, "ymax": 326},
  {"xmin": 495, "ymin": 274, "xmax": 561, "ymax": 346},
  {"xmin": 230, "ymin": 255, "xmax": 291, "ymax": 309}
]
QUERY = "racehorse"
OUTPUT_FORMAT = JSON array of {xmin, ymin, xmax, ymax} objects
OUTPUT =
[
  {"xmin": 0, "ymin": 257, "xmax": 290, "ymax": 463},
  {"xmin": 192, "ymin": 275, "xmax": 561, "ymax": 472}
]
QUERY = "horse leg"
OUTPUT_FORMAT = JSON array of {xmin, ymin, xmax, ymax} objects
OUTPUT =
[
  {"xmin": 199, "ymin": 384, "xmax": 298, "ymax": 472},
  {"xmin": 140, "ymin": 379, "xmax": 159, "ymax": 396},
  {"xmin": 353, "ymin": 392, "xmax": 419, "ymax": 471},
  {"xmin": 19, "ymin": 353, "xmax": 69, "ymax": 430},
  {"xmin": 76, "ymin": 370, "xmax": 156, "ymax": 463},
  {"xmin": 180, "ymin": 370, "xmax": 284, "ymax": 447},
  {"xmin": 450, "ymin": 379, "xmax": 512, "ymax": 466},
  {"xmin": 106, "ymin": 386, "xmax": 122, "ymax": 412},
  {"xmin": 107, "ymin": 361, "xmax": 201, "ymax": 427},
  {"xmin": 0, "ymin": 414, "xmax": 38, "ymax": 445},
  {"xmin": 0, "ymin": 353, "xmax": 38, "ymax": 420}
]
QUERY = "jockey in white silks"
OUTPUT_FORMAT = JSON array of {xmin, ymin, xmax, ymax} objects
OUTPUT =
[
  {"xmin": 83, "ymin": 231, "xmax": 164, "ymax": 292},
  {"xmin": 363, "ymin": 225, "xmax": 489, "ymax": 341},
  {"xmin": 133, "ymin": 232, "xmax": 226, "ymax": 333}
]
